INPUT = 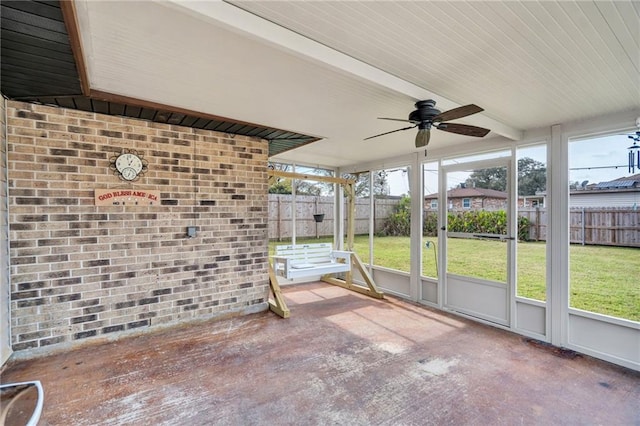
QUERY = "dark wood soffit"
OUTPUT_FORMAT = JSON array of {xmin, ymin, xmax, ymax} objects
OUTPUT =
[
  {"xmin": 23, "ymin": 93, "xmax": 319, "ymax": 155},
  {"xmin": 89, "ymin": 90, "xmax": 321, "ymax": 153},
  {"xmin": 0, "ymin": 0, "xmax": 82, "ymax": 98},
  {"xmin": 90, "ymin": 90, "xmax": 284, "ymax": 136}
]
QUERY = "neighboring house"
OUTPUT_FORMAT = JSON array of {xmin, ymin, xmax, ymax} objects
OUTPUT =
[
  {"xmin": 519, "ymin": 195, "xmax": 545, "ymax": 208},
  {"xmin": 425, "ymin": 187, "xmax": 507, "ymax": 211},
  {"xmin": 424, "ymin": 189, "xmax": 544, "ymax": 210},
  {"xmin": 426, "ymin": 174, "xmax": 640, "ymax": 212},
  {"xmin": 570, "ymin": 174, "xmax": 640, "ymax": 208},
  {"xmin": 532, "ymin": 174, "xmax": 640, "ymax": 208}
]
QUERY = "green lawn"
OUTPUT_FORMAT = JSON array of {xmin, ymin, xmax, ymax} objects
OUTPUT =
[{"xmin": 270, "ymin": 236, "xmax": 639, "ymax": 322}]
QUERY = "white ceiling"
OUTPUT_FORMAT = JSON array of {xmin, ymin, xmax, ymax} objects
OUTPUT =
[{"xmin": 74, "ymin": 0, "xmax": 639, "ymax": 168}]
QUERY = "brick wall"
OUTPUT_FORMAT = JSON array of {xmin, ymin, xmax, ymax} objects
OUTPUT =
[{"xmin": 6, "ymin": 101, "xmax": 270, "ymax": 352}]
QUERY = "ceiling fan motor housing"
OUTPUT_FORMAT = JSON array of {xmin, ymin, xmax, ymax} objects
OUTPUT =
[{"xmin": 409, "ymin": 100, "xmax": 441, "ymax": 125}]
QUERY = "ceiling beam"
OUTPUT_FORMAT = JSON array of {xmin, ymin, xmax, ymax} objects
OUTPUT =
[
  {"xmin": 59, "ymin": 0, "xmax": 90, "ymax": 96},
  {"xmin": 165, "ymin": 0, "xmax": 523, "ymax": 141}
]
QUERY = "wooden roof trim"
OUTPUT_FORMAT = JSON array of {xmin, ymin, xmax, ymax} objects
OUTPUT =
[
  {"xmin": 89, "ymin": 89, "xmax": 305, "ymax": 139},
  {"xmin": 59, "ymin": 0, "xmax": 89, "ymax": 96}
]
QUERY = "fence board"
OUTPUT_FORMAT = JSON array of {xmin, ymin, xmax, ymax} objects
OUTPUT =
[
  {"xmin": 521, "ymin": 207, "xmax": 638, "ymax": 247},
  {"xmin": 268, "ymin": 194, "xmax": 399, "ymax": 240}
]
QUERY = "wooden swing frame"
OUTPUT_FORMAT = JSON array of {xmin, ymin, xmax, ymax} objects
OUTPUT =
[{"xmin": 267, "ymin": 169, "xmax": 384, "ymax": 318}]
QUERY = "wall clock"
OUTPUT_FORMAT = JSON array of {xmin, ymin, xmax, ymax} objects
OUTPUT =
[{"xmin": 109, "ymin": 149, "xmax": 148, "ymax": 182}]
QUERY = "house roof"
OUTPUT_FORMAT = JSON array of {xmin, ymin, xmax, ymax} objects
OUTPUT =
[
  {"xmin": 611, "ymin": 173, "xmax": 640, "ymax": 183},
  {"xmin": 425, "ymin": 188, "xmax": 508, "ymax": 200},
  {"xmin": 595, "ymin": 180, "xmax": 637, "ymax": 189},
  {"xmin": 591, "ymin": 173, "xmax": 640, "ymax": 190},
  {"xmin": 2, "ymin": 0, "xmax": 639, "ymax": 168}
]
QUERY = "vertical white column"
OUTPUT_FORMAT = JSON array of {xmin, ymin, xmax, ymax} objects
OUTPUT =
[
  {"xmin": 368, "ymin": 171, "xmax": 374, "ymax": 270},
  {"xmin": 508, "ymin": 149, "xmax": 517, "ymax": 328},
  {"xmin": 335, "ymin": 169, "xmax": 344, "ymax": 251},
  {"xmin": 548, "ymin": 124, "xmax": 569, "ymax": 346},
  {"xmin": 291, "ymin": 164, "xmax": 296, "ymax": 245},
  {"xmin": 409, "ymin": 153, "xmax": 422, "ymax": 301},
  {"xmin": 437, "ymin": 161, "xmax": 446, "ymax": 308}
]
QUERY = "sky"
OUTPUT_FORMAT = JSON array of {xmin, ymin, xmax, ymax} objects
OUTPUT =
[
  {"xmin": 569, "ymin": 134, "xmax": 637, "ymax": 185},
  {"xmin": 385, "ymin": 133, "xmax": 637, "ymax": 196}
]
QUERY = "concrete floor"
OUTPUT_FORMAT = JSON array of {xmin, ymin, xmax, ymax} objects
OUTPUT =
[{"xmin": 2, "ymin": 282, "xmax": 639, "ymax": 425}]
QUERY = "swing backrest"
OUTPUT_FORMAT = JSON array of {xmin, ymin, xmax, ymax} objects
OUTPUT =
[{"xmin": 274, "ymin": 243, "xmax": 334, "ymax": 266}]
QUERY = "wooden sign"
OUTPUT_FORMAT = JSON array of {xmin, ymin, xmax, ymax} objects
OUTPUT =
[{"xmin": 95, "ymin": 189, "xmax": 161, "ymax": 206}]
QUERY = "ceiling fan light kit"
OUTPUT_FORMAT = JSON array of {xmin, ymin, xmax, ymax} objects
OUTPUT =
[
  {"xmin": 365, "ymin": 99, "xmax": 491, "ymax": 149},
  {"xmin": 415, "ymin": 126, "xmax": 430, "ymax": 148}
]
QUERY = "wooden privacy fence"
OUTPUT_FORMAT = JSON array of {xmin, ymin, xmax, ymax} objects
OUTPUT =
[
  {"xmin": 268, "ymin": 194, "xmax": 399, "ymax": 240},
  {"xmin": 519, "ymin": 207, "xmax": 639, "ymax": 247},
  {"xmin": 269, "ymin": 198, "xmax": 639, "ymax": 247}
]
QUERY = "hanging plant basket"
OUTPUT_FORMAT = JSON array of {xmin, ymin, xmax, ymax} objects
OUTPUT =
[{"xmin": 313, "ymin": 214, "xmax": 325, "ymax": 223}]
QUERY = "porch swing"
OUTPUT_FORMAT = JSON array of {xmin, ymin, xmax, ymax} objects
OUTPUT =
[{"xmin": 267, "ymin": 169, "xmax": 384, "ymax": 318}]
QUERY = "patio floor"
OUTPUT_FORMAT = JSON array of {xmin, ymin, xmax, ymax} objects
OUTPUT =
[{"xmin": 2, "ymin": 282, "xmax": 639, "ymax": 425}]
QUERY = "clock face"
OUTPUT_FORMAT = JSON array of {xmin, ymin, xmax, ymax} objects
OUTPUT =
[
  {"xmin": 121, "ymin": 167, "xmax": 138, "ymax": 181},
  {"xmin": 115, "ymin": 153, "xmax": 143, "ymax": 174},
  {"xmin": 110, "ymin": 150, "xmax": 147, "ymax": 181}
]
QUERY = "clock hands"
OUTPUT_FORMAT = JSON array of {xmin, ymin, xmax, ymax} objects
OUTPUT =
[{"xmin": 112, "ymin": 151, "xmax": 145, "ymax": 181}]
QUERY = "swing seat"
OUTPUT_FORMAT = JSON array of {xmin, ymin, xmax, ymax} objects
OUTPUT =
[{"xmin": 272, "ymin": 243, "xmax": 351, "ymax": 280}]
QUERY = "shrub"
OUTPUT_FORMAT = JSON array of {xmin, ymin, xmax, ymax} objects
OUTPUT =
[
  {"xmin": 423, "ymin": 212, "xmax": 438, "ymax": 236},
  {"xmin": 378, "ymin": 196, "xmax": 411, "ymax": 236},
  {"xmin": 383, "ymin": 203, "xmax": 530, "ymax": 241}
]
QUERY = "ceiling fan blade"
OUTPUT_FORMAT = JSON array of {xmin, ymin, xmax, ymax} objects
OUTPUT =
[
  {"xmin": 433, "ymin": 104, "xmax": 483, "ymax": 122},
  {"xmin": 378, "ymin": 117, "xmax": 416, "ymax": 123},
  {"xmin": 364, "ymin": 125, "xmax": 417, "ymax": 140},
  {"xmin": 437, "ymin": 122, "xmax": 490, "ymax": 137}
]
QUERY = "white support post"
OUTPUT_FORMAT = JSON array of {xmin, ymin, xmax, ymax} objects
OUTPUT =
[
  {"xmin": 548, "ymin": 124, "xmax": 569, "ymax": 346},
  {"xmin": 508, "ymin": 148, "xmax": 517, "ymax": 329},
  {"xmin": 437, "ymin": 160, "xmax": 447, "ymax": 308},
  {"xmin": 336, "ymin": 179, "xmax": 345, "ymax": 251},
  {"xmin": 291, "ymin": 164, "xmax": 297, "ymax": 246},
  {"xmin": 409, "ymin": 153, "xmax": 422, "ymax": 301},
  {"xmin": 368, "ymin": 171, "xmax": 374, "ymax": 271}
]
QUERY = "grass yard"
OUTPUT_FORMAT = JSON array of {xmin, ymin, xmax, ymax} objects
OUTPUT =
[{"xmin": 270, "ymin": 236, "xmax": 639, "ymax": 322}]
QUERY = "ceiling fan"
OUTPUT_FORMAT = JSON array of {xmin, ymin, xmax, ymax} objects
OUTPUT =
[{"xmin": 364, "ymin": 99, "xmax": 491, "ymax": 148}]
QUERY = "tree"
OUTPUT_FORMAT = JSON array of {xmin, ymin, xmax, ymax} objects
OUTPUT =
[
  {"xmin": 268, "ymin": 163, "xmax": 292, "ymax": 194},
  {"xmin": 268, "ymin": 179, "xmax": 293, "ymax": 194},
  {"xmin": 295, "ymin": 180, "xmax": 325, "ymax": 196},
  {"xmin": 463, "ymin": 167, "xmax": 506, "ymax": 191},
  {"xmin": 517, "ymin": 157, "xmax": 546, "ymax": 196},
  {"xmin": 352, "ymin": 170, "xmax": 389, "ymax": 197},
  {"xmin": 463, "ymin": 157, "xmax": 546, "ymax": 196},
  {"xmin": 268, "ymin": 163, "xmax": 334, "ymax": 195}
]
